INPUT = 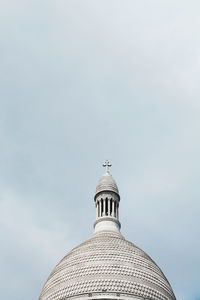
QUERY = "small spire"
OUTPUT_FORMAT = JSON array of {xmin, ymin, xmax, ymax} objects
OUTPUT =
[{"xmin": 102, "ymin": 160, "xmax": 112, "ymax": 173}]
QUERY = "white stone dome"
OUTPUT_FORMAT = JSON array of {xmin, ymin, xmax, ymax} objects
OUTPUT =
[
  {"xmin": 39, "ymin": 167, "xmax": 176, "ymax": 300},
  {"xmin": 95, "ymin": 171, "xmax": 119, "ymax": 196},
  {"xmin": 40, "ymin": 231, "xmax": 176, "ymax": 300}
]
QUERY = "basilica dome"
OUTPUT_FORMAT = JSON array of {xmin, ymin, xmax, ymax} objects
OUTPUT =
[{"xmin": 39, "ymin": 164, "xmax": 176, "ymax": 300}]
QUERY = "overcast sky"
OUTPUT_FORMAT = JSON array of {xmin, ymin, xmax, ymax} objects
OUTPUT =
[{"xmin": 0, "ymin": 1, "xmax": 200, "ymax": 300}]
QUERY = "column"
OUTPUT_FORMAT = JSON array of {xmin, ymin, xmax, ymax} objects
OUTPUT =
[
  {"xmin": 108, "ymin": 199, "xmax": 111, "ymax": 216},
  {"xmin": 98, "ymin": 201, "xmax": 100, "ymax": 218},
  {"xmin": 99, "ymin": 200, "xmax": 102, "ymax": 217},
  {"xmin": 103, "ymin": 199, "xmax": 106, "ymax": 216},
  {"xmin": 96, "ymin": 202, "xmax": 98, "ymax": 219},
  {"xmin": 112, "ymin": 200, "xmax": 114, "ymax": 217}
]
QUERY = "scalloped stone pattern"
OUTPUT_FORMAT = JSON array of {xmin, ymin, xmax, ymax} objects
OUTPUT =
[
  {"xmin": 95, "ymin": 172, "xmax": 119, "ymax": 195},
  {"xmin": 40, "ymin": 232, "xmax": 176, "ymax": 300}
]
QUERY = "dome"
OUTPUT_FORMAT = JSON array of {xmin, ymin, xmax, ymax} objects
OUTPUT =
[
  {"xmin": 95, "ymin": 171, "xmax": 119, "ymax": 196},
  {"xmin": 40, "ymin": 231, "xmax": 176, "ymax": 300},
  {"xmin": 39, "ymin": 165, "xmax": 176, "ymax": 300}
]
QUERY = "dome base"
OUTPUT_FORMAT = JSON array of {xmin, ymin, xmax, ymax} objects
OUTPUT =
[{"xmin": 93, "ymin": 216, "xmax": 121, "ymax": 235}]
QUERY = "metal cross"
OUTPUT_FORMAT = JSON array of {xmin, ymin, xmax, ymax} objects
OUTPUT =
[{"xmin": 103, "ymin": 160, "xmax": 112, "ymax": 172}]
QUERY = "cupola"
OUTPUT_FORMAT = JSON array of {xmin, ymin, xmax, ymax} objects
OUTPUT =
[{"xmin": 93, "ymin": 161, "xmax": 121, "ymax": 235}]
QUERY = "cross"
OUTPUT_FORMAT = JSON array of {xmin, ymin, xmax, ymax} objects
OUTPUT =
[{"xmin": 103, "ymin": 160, "xmax": 112, "ymax": 172}]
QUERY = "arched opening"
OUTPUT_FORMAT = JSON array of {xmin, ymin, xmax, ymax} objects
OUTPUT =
[{"xmin": 105, "ymin": 198, "xmax": 108, "ymax": 216}]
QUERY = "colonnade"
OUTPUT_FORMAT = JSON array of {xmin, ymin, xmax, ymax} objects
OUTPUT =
[{"xmin": 96, "ymin": 198, "xmax": 119, "ymax": 219}]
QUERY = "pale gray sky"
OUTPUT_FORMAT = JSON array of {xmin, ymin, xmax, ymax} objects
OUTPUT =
[{"xmin": 0, "ymin": 1, "xmax": 200, "ymax": 300}]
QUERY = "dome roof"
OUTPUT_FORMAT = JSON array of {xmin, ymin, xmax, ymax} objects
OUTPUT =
[
  {"xmin": 95, "ymin": 171, "xmax": 119, "ymax": 196},
  {"xmin": 40, "ymin": 231, "xmax": 176, "ymax": 300}
]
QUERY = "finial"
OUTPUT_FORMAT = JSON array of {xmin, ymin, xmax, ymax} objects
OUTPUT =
[{"xmin": 103, "ymin": 160, "xmax": 112, "ymax": 173}]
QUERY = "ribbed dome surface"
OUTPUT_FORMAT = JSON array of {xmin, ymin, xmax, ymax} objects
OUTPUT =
[
  {"xmin": 95, "ymin": 171, "xmax": 119, "ymax": 196},
  {"xmin": 40, "ymin": 231, "xmax": 176, "ymax": 300}
]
